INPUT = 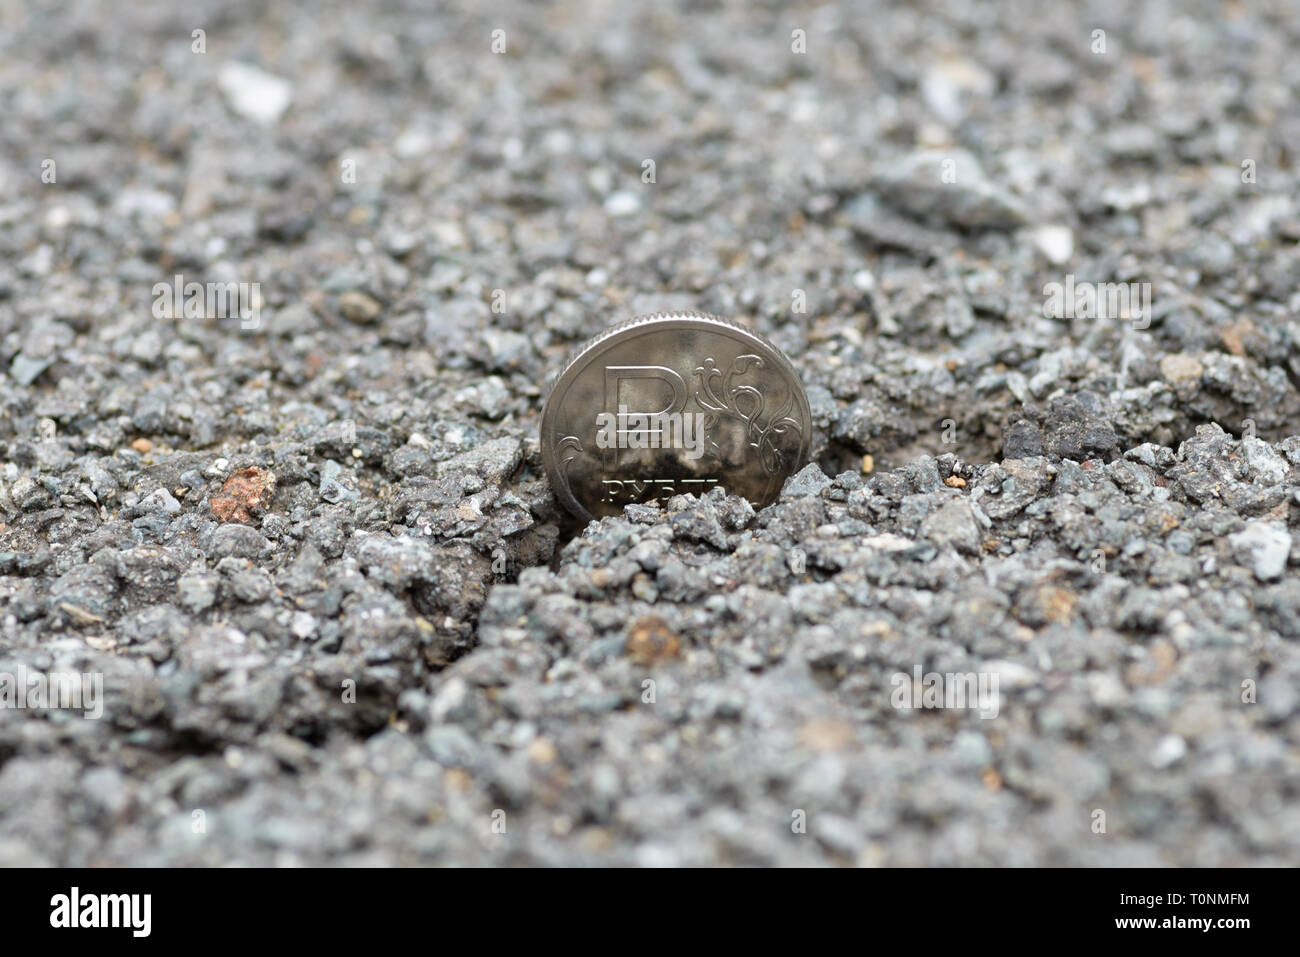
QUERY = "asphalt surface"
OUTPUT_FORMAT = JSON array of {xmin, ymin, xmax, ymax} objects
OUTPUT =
[{"xmin": 1, "ymin": 0, "xmax": 1298, "ymax": 865}]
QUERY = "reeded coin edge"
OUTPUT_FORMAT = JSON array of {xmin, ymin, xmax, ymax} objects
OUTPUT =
[{"xmin": 542, "ymin": 311, "xmax": 807, "ymax": 406}]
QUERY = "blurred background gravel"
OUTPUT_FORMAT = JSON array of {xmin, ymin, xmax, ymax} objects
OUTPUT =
[{"xmin": 1, "ymin": 0, "xmax": 1298, "ymax": 865}]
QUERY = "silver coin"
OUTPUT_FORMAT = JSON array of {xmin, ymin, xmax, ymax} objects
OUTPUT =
[{"xmin": 541, "ymin": 312, "xmax": 812, "ymax": 522}]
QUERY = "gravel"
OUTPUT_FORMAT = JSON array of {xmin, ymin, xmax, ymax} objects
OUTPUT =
[{"xmin": 1, "ymin": 0, "xmax": 1298, "ymax": 866}]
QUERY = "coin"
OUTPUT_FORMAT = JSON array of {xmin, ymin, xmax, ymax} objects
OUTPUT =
[{"xmin": 541, "ymin": 312, "xmax": 812, "ymax": 522}]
